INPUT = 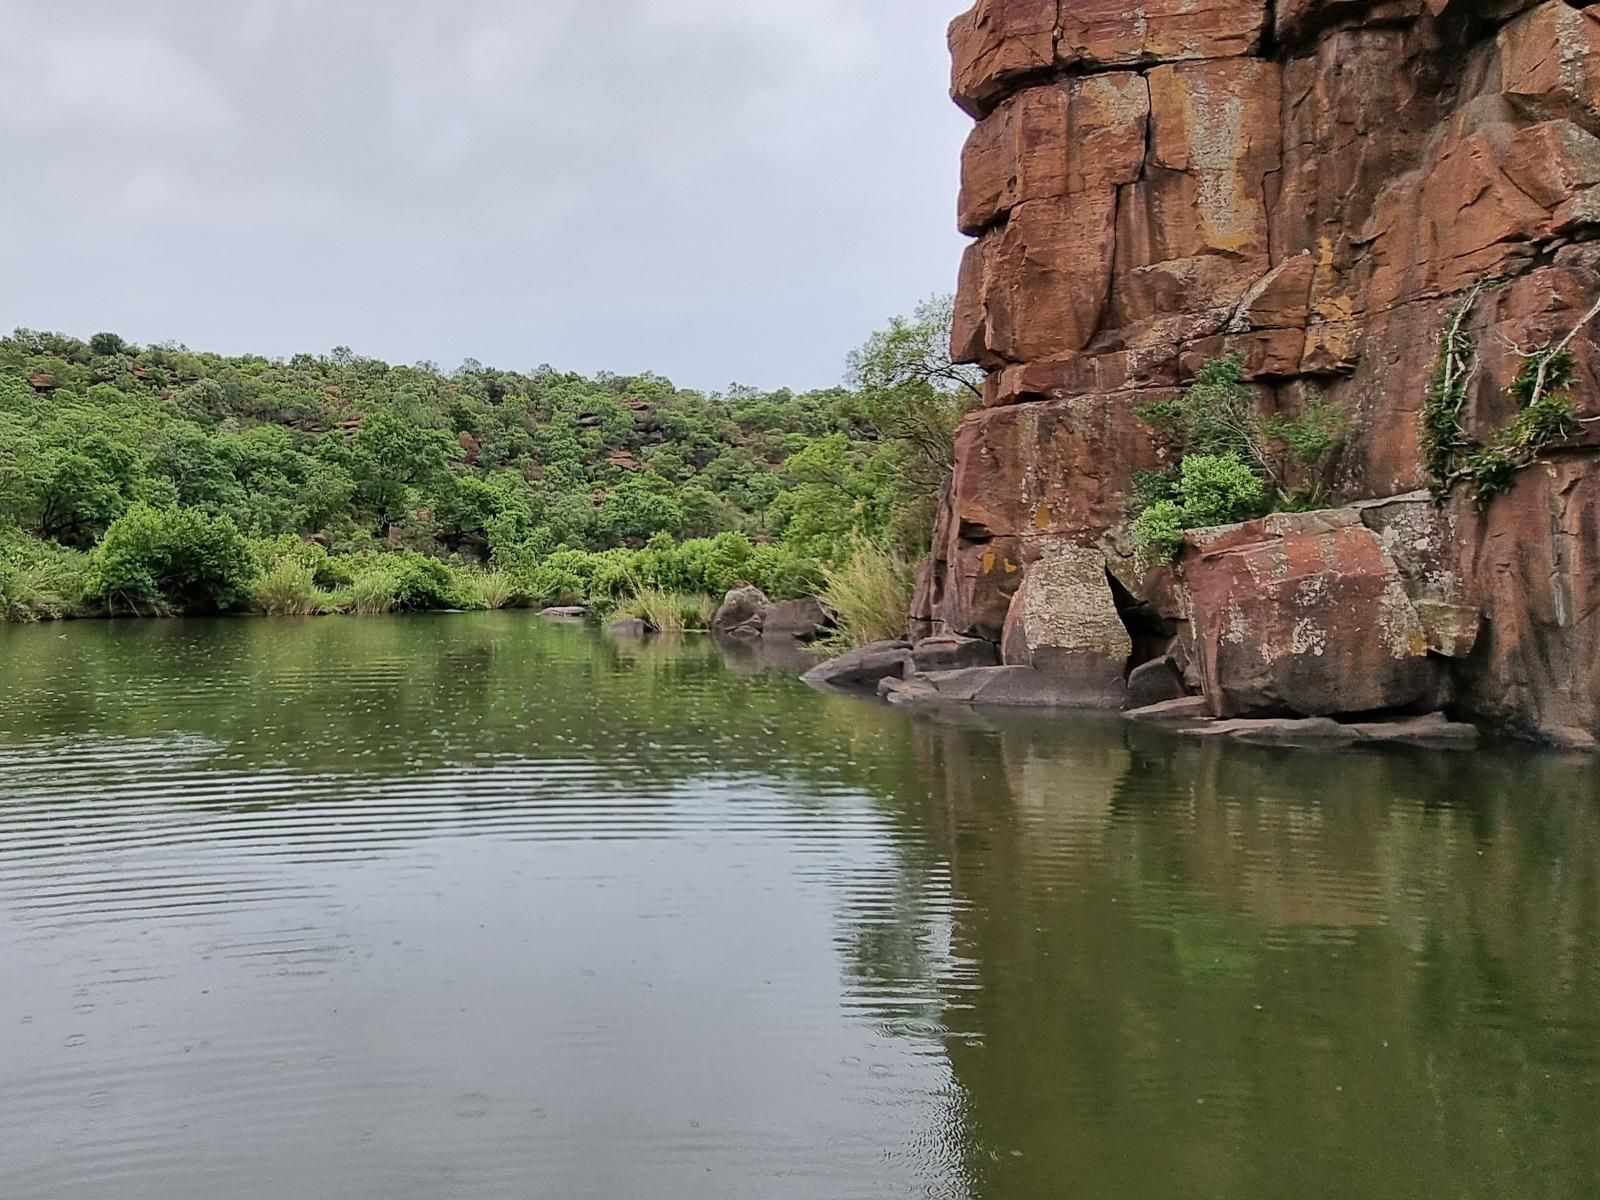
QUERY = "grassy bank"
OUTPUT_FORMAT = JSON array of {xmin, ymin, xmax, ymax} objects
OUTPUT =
[{"xmin": 0, "ymin": 520, "xmax": 821, "ymax": 625}]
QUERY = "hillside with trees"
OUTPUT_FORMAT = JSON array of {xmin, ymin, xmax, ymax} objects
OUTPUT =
[{"xmin": 0, "ymin": 299, "xmax": 977, "ymax": 625}]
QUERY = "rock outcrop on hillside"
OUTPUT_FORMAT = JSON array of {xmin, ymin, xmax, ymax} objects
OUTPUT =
[{"xmin": 914, "ymin": 0, "xmax": 1600, "ymax": 745}]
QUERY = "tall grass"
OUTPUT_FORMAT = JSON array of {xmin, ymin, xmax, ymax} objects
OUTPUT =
[
  {"xmin": 615, "ymin": 586, "xmax": 717, "ymax": 633},
  {"xmin": 347, "ymin": 567, "xmax": 400, "ymax": 616},
  {"xmin": 251, "ymin": 558, "xmax": 332, "ymax": 616},
  {"xmin": 820, "ymin": 538, "xmax": 913, "ymax": 649},
  {"xmin": 469, "ymin": 570, "xmax": 522, "ymax": 611},
  {"xmin": 0, "ymin": 542, "xmax": 89, "ymax": 621}
]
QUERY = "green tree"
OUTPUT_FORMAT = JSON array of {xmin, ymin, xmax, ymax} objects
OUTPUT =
[
  {"xmin": 596, "ymin": 479, "xmax": 685, "ymax": 544},
  {"xmin": 86, "ymin": 503, "xmax": 255, "ymax": 614},
  {"xmin": 349, "ymin": 410, "xmax": 456, "ymax": 532}
]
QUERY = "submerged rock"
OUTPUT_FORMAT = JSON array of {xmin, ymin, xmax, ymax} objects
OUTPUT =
[
  {"xmin": 539, "ymin": 606, "xmax": 588, "ymax": 620},
  {"xmin": 1182, "ymin": 717, "xmax": 1360, "ymax": 747},
  {"xmin": 1345, "ymin": 713, "xmax": 1481, "ymax": 748},
  {"xmin": 1179, "ymin": 712, "xmax": 1480, "ymax": 749},
  {"xmin": 608, "ymin": 618, "xmax": 651, "ymax": 638},
  {"xmin": 1124, "ymin": 696, "xmax": 1213, "ymax": 724},
  {"xmin": 883, "ymin": 663, "xmax": 1131, "ymax": 709}
]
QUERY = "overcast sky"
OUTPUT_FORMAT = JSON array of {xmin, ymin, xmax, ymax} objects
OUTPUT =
[{"xmin": 0, "ymin": 0, "xmax": 971, "ymax": 391}]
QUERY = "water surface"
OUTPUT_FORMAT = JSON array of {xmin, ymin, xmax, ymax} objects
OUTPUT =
[{"xmin": 1, "ymin": 615, "xmax": 1597, "ymax": 1198}]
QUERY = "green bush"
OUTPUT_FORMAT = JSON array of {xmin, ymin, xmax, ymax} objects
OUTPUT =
[
  {"xmin": 615, "ymin": 587, "xmax": 716, "ymax": 633},
  {"xmin": 1131, "ymin": 453, "xmax": 1268, "ymax": 558},
  {"xmin": 1129, "ymin": 501, "xmax": 1188, "ymax": 559},
  {"xmin": 346, "ymin": 566, "xmax": 399, "ymax": 616},
  {"xmin": 1132, "ymin": 355, "xmax": 1340, "ymax": 558},
  {"xmin": 0, "ymin": 534, "xmax": 89, "ymax": 620},
  {"xmin": 467, "ymin": 570, "xmax": 525, "ymax": 611},
  {"xmin": 390, "ymin": 554, "xmax": 464, "ymax": 611},
  {"xmin": 519, "ymin": 563, "xmax": 586, "ymax": 608},
  {"xmin": 86, "ymin": 503, "xmax": 256, "ymax": 615}
]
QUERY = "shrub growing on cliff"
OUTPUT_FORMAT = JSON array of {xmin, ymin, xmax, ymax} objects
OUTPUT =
[
  {"xmin": 1131, "ymin": 453, "xmax": 1268, "ymax": 557},
  {"xmin": 86, "ymin": 503, "xmax": 255, "ymax": 615},
  {"xmin": 1132, "ymin": 356, "xmax": 1344, "ymax": 556},
  {"xmin": 1422, "ymin": 283, "xmax": 1595, "ymax": 506}
]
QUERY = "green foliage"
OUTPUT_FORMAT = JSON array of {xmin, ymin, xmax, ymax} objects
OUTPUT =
[
  {"xmin": 1129, "ymin": 501, "xmax": 1188, "ymax": 560},
  {"xmin": 1138, "ymin": 355, "xmax": 1259, "ymax": 462},
  {"xmin": 468, "ymin": 570, "xmax": 524, "ymax": 612},
  {"xmin": 1171, "ymin": 453, "xmax": 1270, "ymax": 527},
  {"xmin": 252, "ymin": 557, "xmax": 333, "ymax": 617},
  {"xmin": 596, "ymin": 479, "xmax": 684, "ymax": 544},
  {"xmin": 1422, "ymin": 286, "xmax": 1586, "ymax": 507},
  {"xmin": 344, "ymin": 574, "xmax": 395, "ymax": 616},
  {"xmin": 86, "ymin": 503, "xmax": 256, "ymax": 615},
  {"xmin": 1131, "ymin": 454, "xmax": 1268, "ymax": 556},
  {"xmin": 1421, "ymin": 294, "xmax": 1481, "ymax": 495},
  {"xmin": 844, "ymin": 293, "xmax": 981, "ymax": 499},
  {"xmin": 2, "ymin": 298, "xmax": 967, "ymax": 623},
  {"xmin": 819, "ymin": 537, "xmax": 914, "ymax": 650},
  {"xmin": 1267, "ymin": 393, "xmax": 1348, "ymax": 475},
  {"xmin": 1132, "ymin": 356, "xmax": 1343, "ymax": 557},
  {"xmin": 390, "ymin": 553, "xmax": 466, "ymax": 611},
  {"xmin": 615, "ymin": 587, "xmax": 717, "ymax": 633},
  {"xmin": 1464, "ymin": 386, "xmax": 1579, "ymax": 506},
  {"xmin": 0, "ymin": 531, "xmax": 89, "ymax": 620}
]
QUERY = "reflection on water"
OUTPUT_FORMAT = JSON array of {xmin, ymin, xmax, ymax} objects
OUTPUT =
[{"xmin": 0, "ymin": 615, "xmax": 1597, "ymax": 1199}]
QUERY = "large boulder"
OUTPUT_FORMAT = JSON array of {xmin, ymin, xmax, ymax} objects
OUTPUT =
[
  {"xmin": 801, "ymin": 641, "xmax": 913, "ymax": 690},
  {"xmin": 711, "ymin": 585, "xmax": 769, "ymax": 640},
  {"xmin": 912, "ymin": 394, "xmax": 1167, "ymax": 641},
  {"xmin": 762, "ymin": 598, "xmax": 833, "ymax": 642},
  {"xmin": 1000, "ymin": 546, "xmax": 1131, "ymax": 708},
  {"xmin": 1178, "ymin": 510, "xmax": 1441, "ymax": 718}
]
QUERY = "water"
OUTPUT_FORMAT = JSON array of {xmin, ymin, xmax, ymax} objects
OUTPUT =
[{"xmin": 1, "ymin": 615, "xmax": 1597, "ymax": 1199}]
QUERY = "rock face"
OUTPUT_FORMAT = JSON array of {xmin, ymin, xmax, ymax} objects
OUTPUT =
[{"xmin": 918, "ymin": 0, "xmax": 1600, "ymax": 743}]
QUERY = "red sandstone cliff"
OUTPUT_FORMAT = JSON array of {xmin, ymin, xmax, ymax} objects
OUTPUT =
[{"xmin": 916, "ymin": 0, "xmax": 1600, "ymax": 745}]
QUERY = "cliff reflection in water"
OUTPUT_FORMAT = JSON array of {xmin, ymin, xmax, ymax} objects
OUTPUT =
[
  {"xmin": 0, "ymin": 615, "xmax": 1596, "ymax": 1199},
  {"xmin": 890, "ymin": 713, "xmax": 1600, "ymax": 1199}
]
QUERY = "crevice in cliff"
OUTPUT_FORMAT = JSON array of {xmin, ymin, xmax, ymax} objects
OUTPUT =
[{"xmin": 1105, "ymin": 570, "xmax": 1176, "ymax": 674}]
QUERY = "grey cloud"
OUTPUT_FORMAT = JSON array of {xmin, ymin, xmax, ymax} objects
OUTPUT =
[{"xmin": 0, "ymin": 0, "xmax": 970, "ymax": 390}]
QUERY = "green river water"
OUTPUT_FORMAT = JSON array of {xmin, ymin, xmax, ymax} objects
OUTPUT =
[{"xmin": 1, "ymin": 614, "xmax": 1597, "ymax": 1198}]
